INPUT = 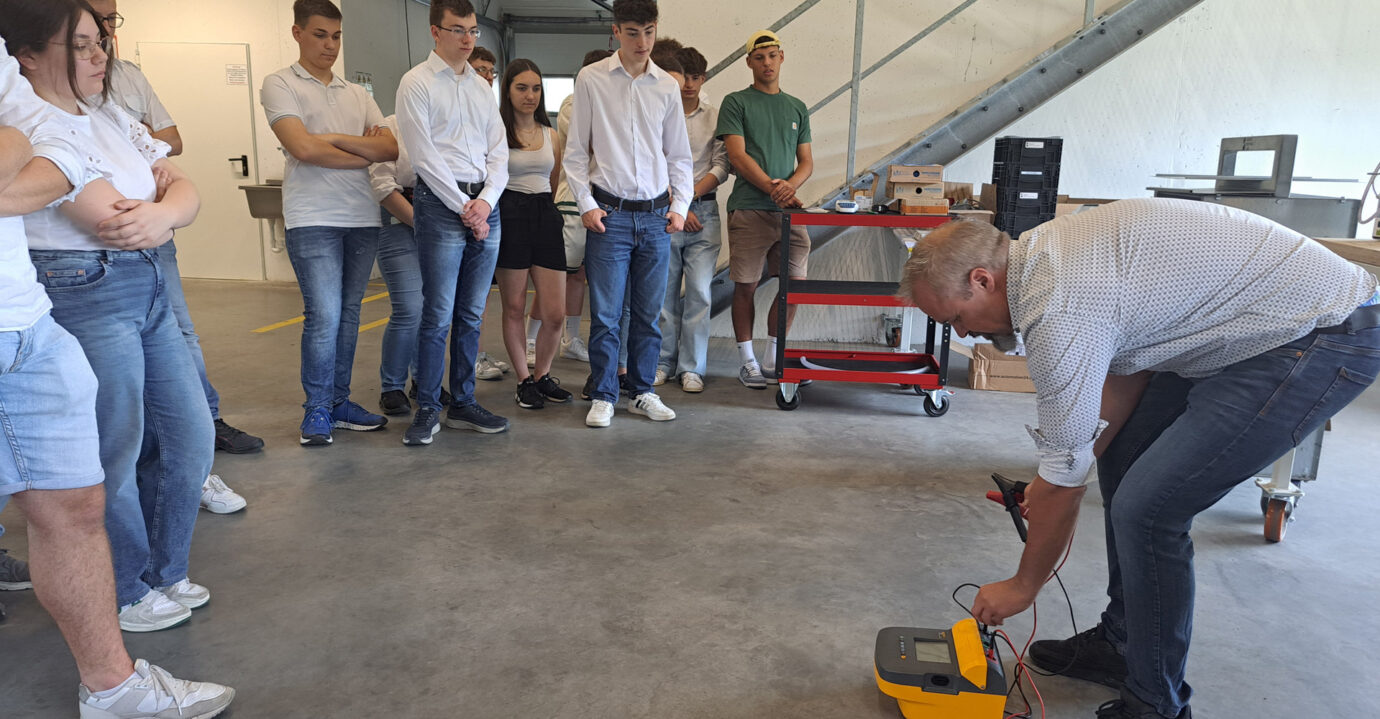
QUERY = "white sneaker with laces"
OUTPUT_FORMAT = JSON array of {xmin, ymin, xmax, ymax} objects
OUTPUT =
[
  {"xmin": 630, "ymin": 392, "xmax": 676, "ymax": 421},
  {"xmin": 681, "ymin": 372, "xmax": 704, "ymax": 393},
  {"xmin": 586, "ymin": 399, "xmax": 614, "ymax": 428},
  {"xmin": 560, "ymin": 335, "xmax": 590, "ymax": 362},
  {"xmin": 475, "ymin": 352, "xmax": 503, "ymax": 381},
  {"xmin": 157, "ymin": 579, "xmax": 210, "ymax": 610},
  {"xmin": 118, "ymin": 589, "xmax": 191, "ymax": 633},
  {"xmin": 199, "ymin": 474, "xmax": 246, "ymax": 514},
  {"xmin": 653, "ymin": 368, "xmax": 669, "ymax": 386},
  {"xmin": 78, "ymin": 658, "xmax": 235, "ymax": 719},
  {"xmin": 526, "ymin": 339, "xmax": 537, "ymax": 368}
]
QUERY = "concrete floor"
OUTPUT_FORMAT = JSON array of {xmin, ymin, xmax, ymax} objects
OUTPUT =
[{"xmin": 2, "ymin": 279, "xmax": 1379, "ymax": 718}]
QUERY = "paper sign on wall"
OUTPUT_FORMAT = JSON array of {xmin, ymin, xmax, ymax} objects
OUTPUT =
[{"xmin": 225, "ymin": 64, "xmax": 248, "ymax": 86}]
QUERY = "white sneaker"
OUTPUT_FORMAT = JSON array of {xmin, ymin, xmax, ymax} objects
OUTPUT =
[
  {"xmin": 681, "ymin": 372, "xmax": 704, "ymax": 393},
  {"xmin": 586, "ymin": 399, "xmax": 614, "ymax": 428},
  {"xmin": 653, "ymin": 368, "xmax": 669, "ymax": 386},
  {"xmin": 560, "ymin": 335, "xmax": 590, "ymax": 362},
  {"xmin": 630, "ymin": 392, "xmax": 676, "ymax": 421},
  {"xmin": 79, "ymin": 658, "xmax": 235, "ymax": 719},
  {"xmin": 526, "ymin": 339, "xmax": 537, "ymax": 368},
  {"xmin": 157, "ymin": 579, "xmax": 210, "ymax": 610},
  {"xmin": 475, "ymin": 352, "xmax": 503, "ymax": 381},
  {"xmin": 118, "ymin": 589, "xmax": 191, "ymax": 632},
  {"xmin": 738, "ymin": 362, "xmax": 767, "ymax": 389},
  {"xmin": 199, "ymin": 474, "xmax": 245, "ymax": 514}
]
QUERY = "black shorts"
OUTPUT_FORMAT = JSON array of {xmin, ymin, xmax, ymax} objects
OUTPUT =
[{"xmin": 497, "ymin": 190, "xmax": 565, "ymax": 271}]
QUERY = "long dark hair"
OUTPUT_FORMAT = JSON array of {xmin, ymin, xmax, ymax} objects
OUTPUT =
[
  {"xmin": 498, "ymin": 58, "xmax": 551, "ymax": 150},
  {"xmin": 0, "ymin": 0, "xmax": 109, "ymax": 106}
]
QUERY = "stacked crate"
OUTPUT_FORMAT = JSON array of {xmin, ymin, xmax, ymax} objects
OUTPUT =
[{"xmin": 991, "ymin": 137, "xmax": 1062, "ymax": 237}]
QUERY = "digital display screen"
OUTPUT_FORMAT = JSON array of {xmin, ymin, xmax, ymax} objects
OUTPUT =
[{"xmin": 911, "ymin": 638, "xmax": 952, "ymax": 664}]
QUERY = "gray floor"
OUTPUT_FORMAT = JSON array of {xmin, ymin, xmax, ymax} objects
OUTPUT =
[{"xmin": 2, "ymin": 279, "xmax": 1379, "ymax": 718}]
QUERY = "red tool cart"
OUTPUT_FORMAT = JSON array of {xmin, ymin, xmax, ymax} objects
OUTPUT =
[{"xmin": 771, "ymin": 210, "xmax": 953, "ymax": 414}]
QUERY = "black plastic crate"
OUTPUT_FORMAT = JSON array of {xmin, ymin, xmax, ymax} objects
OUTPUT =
[
  {"xmin": 993, "ymin": 187, "xmax": 1057, "ymax": 217},
  {"xmin": 996, "ymin": 213, "xmax": 1047, "ymax": 237},
  {"xmin": 994, "ymin": 136, "xmax": 1063, "ymax": 166},
  {"xmin": 993, "ymin": 169, "xmax": 1060, "ymax": 194}
]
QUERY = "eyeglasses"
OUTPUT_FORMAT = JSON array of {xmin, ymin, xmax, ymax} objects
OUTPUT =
[
  {"xmin": 100, "ymin": 13, "xmax": 124, "ymax": 29},
  {"xmin": 53, "ymin": 36, "xmax": 113, "ymax": 61},
  {"xmin": 473, "ymin": 66, "xmax": 494, "ymax": 78},
  {"xmin": 433, "ymin": 25, "xmax": 481, "ymax": 39}
]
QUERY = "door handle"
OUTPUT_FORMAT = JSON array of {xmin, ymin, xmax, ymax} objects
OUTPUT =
[{"xmin": 228, "ymin": 154, "xmax": 249, "ymax": 178}]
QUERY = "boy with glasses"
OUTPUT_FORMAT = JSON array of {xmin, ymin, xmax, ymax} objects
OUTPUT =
[
  {"xmin": 262, "ymin": 0, "xmax": 398, "ymax": 446},
  {"xmin": 563, "ymin": 0, "xmax": 693, "ymax": 428},
  {"xmin": 396, "ymin": 0, "xmax": 510, "ymax": 446},
  {"xmin": 469, "ymin": 46, "xmax": 496, "ymax": 86}
]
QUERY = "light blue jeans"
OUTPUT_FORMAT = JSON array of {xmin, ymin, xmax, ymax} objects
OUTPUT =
[
  {"xmin": 658, "ymin": 200, "xmax": 721, "ymax": 378},
  {"xmin": 584, "ymin": 201, "xmax": 670, "ymax": 402},
  {"xmin": 413, "ymin": 179, "xmax": 500, "ymax": 410},
  {"xmin": 156, "ymin": 240, "xmax": 220, "ymax": 419},
  {"xmin": 284, "ymin": 225, "xmax": 379, "ymax": 410},
  {"xmin": 376, "ymin": 209, "xmax": 422, "ymax": 393},
  {"xmin": 1095, "ymin": 323, "xmax": 1380, "ymax": 716},
  {"xmin": 31, "ymin": 249, "xmax": 213, "ymax": 608}
]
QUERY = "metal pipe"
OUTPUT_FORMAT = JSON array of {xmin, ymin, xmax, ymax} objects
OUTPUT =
[
  {"xmin": 1085, "ymin": 0, "xmax": 1096, "ymax": 25},
  {"xmin": 705, "ymin": 0, "xmax": 824, "ymax": 80},
  {"xmin": 845, "ymin": 0, "xmax": 865, "ymax": 183}
]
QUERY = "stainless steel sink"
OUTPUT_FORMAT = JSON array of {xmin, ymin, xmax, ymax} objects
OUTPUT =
[{"xmin": 238, "ymin": 181, "xmax": 283, "ymax": 220}]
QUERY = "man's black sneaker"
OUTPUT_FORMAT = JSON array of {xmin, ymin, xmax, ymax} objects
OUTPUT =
[
  {"xmin": 1096, "ymin": 686, "xmax": 1191, "ymax": 719},
  {"xmin": 581, "ymin": 373, "xmax": 595, "ymax": 401},
  {"xmin": 408, "ymin": 380, "xmax": 453, "ymax": 407},
  {"xmin": 535, "ymin": 374, "xmax": 572, "ymax": 403},
  {"xmin": 214, "ymin": 418, "xmax": 264, "ymax": 454},
  {"xmin": 516, "ymin": 377, "xmax": 545, "ymax": 409},
  {"xmin": 1028, "ymin": 625, "xmax": 1127, "ymax": 689},
  {"xmin": 619, "ymin": 372, "xmax": 635, "ymax": 397},
  {"xmin": 379, "ymin": 390, "xmax": 411, "ymax": 416},
  {"xmin": 403, "ymin": 407, "xmax": 441, "ymax": 446},
  {"xmin": 445, "ymin": 403, "xmax": 509, "ymax": 433}
]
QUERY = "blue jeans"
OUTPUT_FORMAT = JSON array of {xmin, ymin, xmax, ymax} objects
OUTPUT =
[
  {"xmin": 584, "ymin": 202, "xmax": 671, "ymax": 402},
  {"xmin": 376, "ymin": 209, "xmax": 422, "ymax": 392},
  {"xmin": 284, "ymin": 225, "xmax": 379, "ymax": 410},
  {"xmin": 31, "ymin": 250, "xmax": 214, "ymax": 608},
  {"xmin": 1095, "ymin": 325, "xmax": 1380, "ymax": 716},
  {"xmin": 156, "ymin": 240, "xmax": 220, "ymax": 419},
  {"xmin": 658, "ymin": 200, "xmax": 721, "ymax": 378},
  {"xmin": 413, "ymin": 179, "xmax": 500, "ymax": 410}
]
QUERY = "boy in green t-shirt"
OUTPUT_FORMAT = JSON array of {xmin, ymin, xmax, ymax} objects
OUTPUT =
[{"xmin": 715, "ymin": 30, "xmax": 814, "ymax": 389}]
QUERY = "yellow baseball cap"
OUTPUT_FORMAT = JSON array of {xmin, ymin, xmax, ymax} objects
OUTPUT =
[{"xmin": 745, "ymin": 30, "xmax": 782, "ymax": 55}]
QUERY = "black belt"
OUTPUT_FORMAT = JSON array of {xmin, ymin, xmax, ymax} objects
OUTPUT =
[
  {"xmin": 1316, "ymin": 303, "xmax": 1380, "ymax": 334},
  {"xmin": 400, "ymin": 187, "xmax": 414, "ymax": 203},
  {"xmin": 592, "ymin": 185, "xmax": 670, "ymax": 212},
  {"xmin": 692, "ymin": 192, "xmax": 716, "ymax": 203},
  {"xmin": 458, "ymin": 180, "xmax": 486, "ymax": 197}
]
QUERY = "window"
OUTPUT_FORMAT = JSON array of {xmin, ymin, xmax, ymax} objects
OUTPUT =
[{"xmin": 543, "ymin": 76, "xmax": 575, "ymax": 118}]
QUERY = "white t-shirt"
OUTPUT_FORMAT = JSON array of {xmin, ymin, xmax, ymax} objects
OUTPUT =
[
  {"xmin": 261, "ymin": 63, "xmax": 385, "ymax": 230},
  {"xmin": 107, "ymin": 58, "xmax": 176, "ymax": 132},
  {"xmin": 24, "ymin": 102, "xmax": 169, "ymax": 251},
  {"xmin": 506, "ymin": 127, "xmax": 555, "ymax": 195}
]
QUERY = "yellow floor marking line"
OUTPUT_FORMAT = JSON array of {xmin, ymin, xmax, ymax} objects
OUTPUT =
[{"xmin": 251, "ymin": 292, "xmax": 391, "ymax": 333}]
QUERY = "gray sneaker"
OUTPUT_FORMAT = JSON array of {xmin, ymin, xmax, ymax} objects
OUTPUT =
[
  {"xmin": 738, "ymin": 362, "xmax": 767, "ymax": 390},
  {"xmin": 445, "ymin": 402, "xmax": 510, "ymax": 433},
  {"xmin": 79, "ymin": 658, "xmax": 234, "ymax": 719},
  {"xmin": 0, "ymin": 548, "xmax": 31, "ymax": 591}
]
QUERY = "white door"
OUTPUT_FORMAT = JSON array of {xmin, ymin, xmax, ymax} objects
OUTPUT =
[{"xmin": 135, "ymin": 42, "xmax": 264, "ymax": 281}]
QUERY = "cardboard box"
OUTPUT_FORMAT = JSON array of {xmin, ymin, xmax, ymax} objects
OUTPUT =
[
  {"xmin": 949, "ymin": 209, "xmax": 995, "ymax": 225},
  {"xmin": 899, "ymin": 197, "xmax": 950, "ymax": 215},
  {"xmin": 980, "ymin": 183, "xmax": 997, "ymax": 212},
  {"xmin": 890, "ymin": 182, "xmax": 946, "ymax": 201},
  {"xmin": 888, "ymin": 164, "xmax": 944, "ymax": 183},
  {"xmin": 968, "ymin": 343, "xmax": 1035, "ymax": 393}
]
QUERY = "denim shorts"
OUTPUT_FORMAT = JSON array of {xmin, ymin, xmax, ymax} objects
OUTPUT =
[{"xmin": 0, "ymin": 313, "xmax": 105, "ymax": 524}]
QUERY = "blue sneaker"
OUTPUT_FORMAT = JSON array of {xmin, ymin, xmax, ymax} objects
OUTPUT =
[
  {"xmin": 331, "ymin": 400, "xmax": 388, "ymax": 432},
  {"xmin": 403, "ymin": 406, "xmax": 441, "ymax": 447},
  {"xmin": 299, "ymin": 407, "xmax": 333, "ymax": 446},
  {"xmin": 444, "ymin": 402, "xmax": 509, "ymax": 434}
]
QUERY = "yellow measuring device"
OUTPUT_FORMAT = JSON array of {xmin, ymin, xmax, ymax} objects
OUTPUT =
[{"xmin": 874, "ymin": 617, "xmax": 1008, "ymax": 718}]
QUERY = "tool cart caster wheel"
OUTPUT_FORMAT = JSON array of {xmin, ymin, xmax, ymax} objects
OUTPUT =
[
  {"xmin": 1264, "ymin": 497, "xmax": 1294, "ymax": 543},
  {"xmin": 776, "ymin": 387, "xmax": 801, "ymax": 411},
  {"xmin": 923, "ymin": 393, "xmax": 950, "ymax": 417}
]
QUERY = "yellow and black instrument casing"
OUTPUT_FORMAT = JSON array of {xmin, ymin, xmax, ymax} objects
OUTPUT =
[{"xmin": 874, "ymin": 618, "xmax": 1008, "ymax": 719}]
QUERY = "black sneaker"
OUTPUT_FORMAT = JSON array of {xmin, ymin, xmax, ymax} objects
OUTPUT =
[
  {"xmin": 445, "ymin": 403, "xmax": 509, "ymax": 434},
  {"xmin": 581, "ymin": 373, "xmax": 595, "ymax": 401},
  {"xmin": 535, "ymin": 374, "xmax": 572, "ymax": 403},
  {"xmin": 408, "ymin": 380, "xmax": 453, "ymax": 407},
  {"xmin": 516, "ymin": 377, "xmax": 545, "ymax": 409},
  {"xmin": 1028, "ymin": 624, "xmax": 1127, "ymax": 689},
  {"xmin": 214, "ymin": 418, "xmax": 264, "ymax": 454},
  {"xmin": 379, "ymin": 390, "xmax": 411, "ymax": 416},
  {"xmin": 403, "ymin": 406, "xmax": 441, "ymax": 446},
  {"xmin": 1096, "ymin": 686, "xmax": 1191, "ymax": 718}
]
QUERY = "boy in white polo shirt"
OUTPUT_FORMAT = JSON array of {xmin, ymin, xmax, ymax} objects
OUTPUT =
[{"xmin": 261, "ymin": 0, "xmax": 398, "ymax": 447}]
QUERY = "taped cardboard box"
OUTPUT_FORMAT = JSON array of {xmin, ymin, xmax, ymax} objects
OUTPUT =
[
  {"xmin": 888, "ymin": 164, "xmax": 944, "ymax": 183},
  {"xmin": 968, "ymin": 343, "xmax": 1035, "ymax": 393},
  {"xmin": 899, "ymin": 197, "xmax": 950, "ymax": 215},
  {"xmin": 890, "ymin": 182, "xmax": 946, "ymax": 201}
]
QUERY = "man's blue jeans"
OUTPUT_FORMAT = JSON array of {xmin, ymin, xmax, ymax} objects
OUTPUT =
[
  {"xmin": 31, "ymin": 249, "xmax": 214, "ymax": 608},
  {"xmin": 284, "ymin": 225, "xmax": 379, "ymax": 410},
  {"xmin": 658, "ymin": 200, "xmax": 721, "ymax": 378},
  {"xmin": 413, "ymin": 179, "xmax": 500, "ymax": 410},
  {"xmin": 584, "ymin": 202, "xmax": 670, "ymax": 402},
  {"xmin": 155, "ymin": 240, "xmax": 220, "ymax": 419},
  {"xmin": 1095, "ymin": 324, "xmax": 1380, "ymax": 716},
  {"xmin": 376, "ymin": 210, "xmax": 422, "ymax": 393}
]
